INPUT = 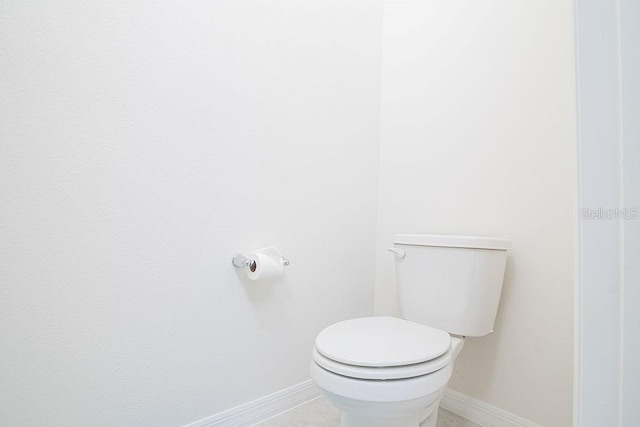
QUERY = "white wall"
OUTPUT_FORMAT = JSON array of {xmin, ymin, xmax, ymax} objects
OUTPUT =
[
  {"xmin": 0, "ymin": 1, "xmax": 381, "ymax": 425},
  {"xmin": 574, "ymin": 0, "xmax": 640, "ymax": 421},
  {"xmin": 376, "ymin": 1, "xmax": 575, "ymax": 426},
  {"xmin": 620, "ymin": 1, "xmax": 640, "ymax": 424},
  {"xmin": 573, "ymin": 0, "xmax": 640, "ymax": 424}
]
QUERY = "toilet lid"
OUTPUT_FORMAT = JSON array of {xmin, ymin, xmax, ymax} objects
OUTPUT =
[{"xmin": 315, "ymin": 317, "xmax": 451, "ymax": 367}]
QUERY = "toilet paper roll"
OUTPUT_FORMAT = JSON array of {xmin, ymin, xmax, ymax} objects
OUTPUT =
[{"xmin": 247, "ymin": 247, "xmax": 284, "ymax": 280}]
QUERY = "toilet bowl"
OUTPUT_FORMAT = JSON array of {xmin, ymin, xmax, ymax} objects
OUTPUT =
[
  {"xmin": 310, "ymin": 316, "xmax": 465, "ymax": 427},
  {"xmin": 310, "ymin": 234, "xmax": 510, "ymax": 427}
]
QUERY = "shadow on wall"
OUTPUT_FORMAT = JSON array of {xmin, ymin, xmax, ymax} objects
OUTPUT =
[
  {"xmin": 235, "ymin": 267, "xmax": 292, "ymax": 321},
  {"xmin": 449, "ymin": 251, "xmax": 516, "ymax": 395}
]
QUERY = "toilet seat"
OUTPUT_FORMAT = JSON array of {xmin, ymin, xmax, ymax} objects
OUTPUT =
[
  {"xmin": 313, "ymin": 346, "xmax": 452, "ymax": 380},
  {"xmin": 314, "ymin": 317, "xmax": 452, "ymax": 380}
]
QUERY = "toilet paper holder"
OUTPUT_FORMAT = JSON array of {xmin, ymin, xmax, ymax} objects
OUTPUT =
[{"xmin": 232, "ymin": 253, "xmax": 290, "ymax": 270}]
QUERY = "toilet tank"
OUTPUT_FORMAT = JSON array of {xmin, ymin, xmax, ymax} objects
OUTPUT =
[{"xmin": 392, "ymin": 234, "xmax": 510, "ymax": 337}]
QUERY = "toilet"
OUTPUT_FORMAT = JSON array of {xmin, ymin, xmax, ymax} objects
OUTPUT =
[{"xmin": 310, "ymin": 234, "xmax": 510, "ymax": 427}]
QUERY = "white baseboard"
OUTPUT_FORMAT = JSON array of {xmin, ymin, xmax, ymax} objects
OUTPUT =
[
  {"xmin": 184, "ymin": 381, "xmax": 539, "ymax": 427},
  {"xmin": 183, "ymin": 380, "xmax": 322, "ymax": 427},
  {"xmin": 440, "ymin": 388, "xmax": 541, "ymax": 427}
]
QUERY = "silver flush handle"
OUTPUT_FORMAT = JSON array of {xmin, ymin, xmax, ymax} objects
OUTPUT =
[{"xmin": 387, "ymin": 247, "xmax": 406, "ymax": 258}]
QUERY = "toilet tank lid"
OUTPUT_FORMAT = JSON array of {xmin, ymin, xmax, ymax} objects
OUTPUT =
[{"xmin": 393, "ymin": 234, "xmax": 511, "ymax": 250}]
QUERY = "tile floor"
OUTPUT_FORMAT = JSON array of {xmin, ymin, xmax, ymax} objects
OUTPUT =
[{"xmin": 255, "ymin": 396, "xmax": 480, "ymax": 427}]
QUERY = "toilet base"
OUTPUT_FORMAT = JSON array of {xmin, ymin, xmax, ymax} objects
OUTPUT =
[
  {"xmin": 323, "ymin": 389, "xmax": 442, "ymax": 427},
  {"xmin": 339, "ymin": 409, "xmax": 438, "ymax": 427},
  {"xmin": 419, "ymin": 404, "xmax": 439, "ymax": 427}
]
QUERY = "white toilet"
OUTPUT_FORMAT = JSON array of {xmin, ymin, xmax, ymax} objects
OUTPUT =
[{"xmin": 310, "ymin": 234, "xmax": 510, "ymax": 427}]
